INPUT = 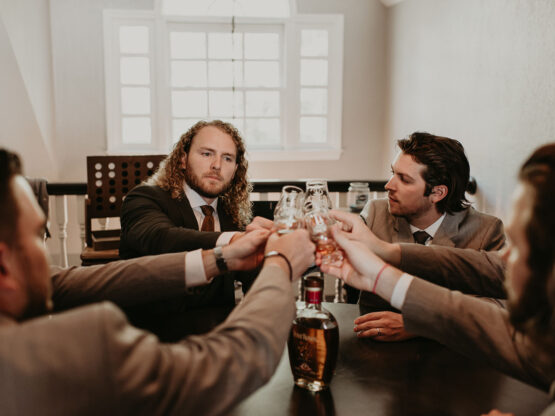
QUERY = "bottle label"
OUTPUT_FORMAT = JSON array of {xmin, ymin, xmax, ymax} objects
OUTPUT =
[{"xmin": 306, "ymin": 287, "xmax": 322, "ymax": 304}]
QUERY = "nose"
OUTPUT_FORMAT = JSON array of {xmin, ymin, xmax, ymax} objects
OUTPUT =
[
  {"xmin": 211, "ymin": 156, "xmax": 221, "ymax": 171},
  {"xmin": 385, "ymin": 176, "xmax": 395, "ymax": 192},
  {"xmin": 500, "ymin": 245, "xmax": 511, "ymax": 263}
]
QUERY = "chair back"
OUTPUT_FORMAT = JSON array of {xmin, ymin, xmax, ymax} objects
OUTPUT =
[{"xmin": 85, "ymin": 155, "xmax": 165, "ymax": 247}]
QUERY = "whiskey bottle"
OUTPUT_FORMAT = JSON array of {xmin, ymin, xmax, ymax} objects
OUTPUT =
[{"xmin": 287, "ymin": 273, "xmax": 339, "ymax": 391}]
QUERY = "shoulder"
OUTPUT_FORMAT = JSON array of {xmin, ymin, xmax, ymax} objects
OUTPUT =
[
  {"xmin": 127, "ymin": 184, "xmax": 171, "ymax": 199},
  {"xmin": 361, "ymin": 198, "xmax": 389, "ymax": 222}
]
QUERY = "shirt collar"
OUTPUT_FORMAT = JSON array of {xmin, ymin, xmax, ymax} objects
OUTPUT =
[
  {"xmin": 184, "ymin": 183, "xmax": 218, "ymax": 212},
  {"xmin": 409, "ymin": 212, "xmax": 446, "ymax": 238}
]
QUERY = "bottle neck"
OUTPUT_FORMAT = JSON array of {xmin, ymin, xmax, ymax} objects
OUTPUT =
[{"xmin": 305, "ymin": 287, "xmax": 323, "ymax": 309}]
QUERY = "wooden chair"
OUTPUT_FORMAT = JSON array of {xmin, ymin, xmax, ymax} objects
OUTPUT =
[{"xmin": 80, "ymin": 155, "xmax": 165, "ymax": 266}]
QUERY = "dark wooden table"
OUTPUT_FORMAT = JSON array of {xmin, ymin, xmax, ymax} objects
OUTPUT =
[{"xmin": 229, "ymin": 302, "xmax": 550, "ymax": 416}]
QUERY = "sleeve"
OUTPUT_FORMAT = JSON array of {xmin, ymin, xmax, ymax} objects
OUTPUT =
[
  {"xmin": 105, "ymin": 263, "xmax": 295, "ymax": 416},
  {"xmin": 399, "ymin": 244, "xmax": 506, "ymax": 298},
  {"xmin": 402, "ymin": 278, "xmax": 551, "ymax": 391},
  {"xmin": 120, "ymin": 186, "xmax": 223, "ymax": 256},
  {"xmin": 50, "ymin": 253, "xmax": 187, "ymax": 310}
]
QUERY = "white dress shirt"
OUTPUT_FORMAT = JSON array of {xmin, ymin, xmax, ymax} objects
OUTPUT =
[
  {"xmin": 408, "ymin": 213, "xmax": 446, "ymax": 245},
  {"xmin": 183, "ymin": 183, "xmax": 237, "ymax": 286}
]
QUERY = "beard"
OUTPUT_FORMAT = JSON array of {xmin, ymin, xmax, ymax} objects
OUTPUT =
[{"xmin": 184, "ymin": 168, "xmax": 233, "ymax": 199}]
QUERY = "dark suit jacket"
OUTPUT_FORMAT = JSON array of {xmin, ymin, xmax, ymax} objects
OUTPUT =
[
  {"xmin": 120, "ymin": 184, "xmax": 239, "ymax": 258},
  {"xmin": 0, "ymin": 255, "xmax": 295, "ymax": 416},
  {"xmin": 359, "ymin": 198, "xmax": 506, "ymax": 310},
  {"xmin": 119, "ymin": 184, "xmax": 248, "ymax": 309}
]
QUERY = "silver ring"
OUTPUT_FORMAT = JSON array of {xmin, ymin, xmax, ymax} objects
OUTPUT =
[{"xmin": 377, "ymin": 328, "xmax": 382, "ymax": 336}]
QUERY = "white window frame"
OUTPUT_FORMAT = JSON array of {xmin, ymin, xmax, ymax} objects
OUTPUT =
[{"xmin": 103, "ymin": 7, "xmax": 343, "ymax": 161}]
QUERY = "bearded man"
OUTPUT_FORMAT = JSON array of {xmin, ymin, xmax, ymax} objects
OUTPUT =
[{"xmin": 120, "ymin": 120, "xmax": 262, "ymax": 307}]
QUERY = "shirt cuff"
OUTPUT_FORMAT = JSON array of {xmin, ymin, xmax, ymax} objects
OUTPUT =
[
  {"xmin": 390, "ymin": 273, "xmax": 415, "ymax": 310},
  {"xmin": 185, "ymin": 249, "xmax": 210, "ymax": 287},
  {"xmin": 216, "ymin": 231, "xmax": 236, "ymax": 246}
]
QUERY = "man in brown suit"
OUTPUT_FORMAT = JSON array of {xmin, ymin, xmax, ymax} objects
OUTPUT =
[
  {"xmin": 320, "ymin": 144, "xmax": 555, "ymax": 416},
  {"xmin": 0, "ymin": 148, "xmax": 316, "ymax": 416},
  {"xmin": 352, "ymin": 132, "xmax": 505, "ymax": 341}
]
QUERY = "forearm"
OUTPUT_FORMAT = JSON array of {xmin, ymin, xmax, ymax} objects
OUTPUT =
[
  {"xmin": 401, "ymin": 278, "xmax": 550, "ymax": 391},
  {"xmin": 114, "ymin": 263, "xmax": 295, "ymax": 415},
  {"xmin": 51, "ymin": 253, "xmax": 186, "ymax": 310},
  {"xmin": 398, "ymin": 244, "xmax": 506, "ymax": 297}
]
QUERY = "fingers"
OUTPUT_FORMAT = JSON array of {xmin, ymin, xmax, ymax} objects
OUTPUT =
[
  {"xmin": 247, "ymin": 216, "xmax": 274, "ymax": 232},
  {"xmin": 265, "ymin": 229, "xmax": 315, "ymax": 280}
]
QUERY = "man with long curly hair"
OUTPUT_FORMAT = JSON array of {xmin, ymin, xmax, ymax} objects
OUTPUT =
[{"xmin": 120, "ymin": 120, "xmax": 266, "ymax": 307}]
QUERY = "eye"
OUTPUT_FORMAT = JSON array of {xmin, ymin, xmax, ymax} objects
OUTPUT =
[
  {"xmin": 224, "ymin": 156, "xmax": 234, "ymax": 163},
  {"xmin": 201, "ymin": 151, "xmax": 211, "ymax": 157}
]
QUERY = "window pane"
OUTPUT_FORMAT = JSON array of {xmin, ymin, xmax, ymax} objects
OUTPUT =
[
  {"xmin": 208, "ymin": 33, "xmax": 242, "ymax": 59},
  {"xmin": 121, "ymin": 87, "xmax": 151, "ymax": 114},
  {"xmin": 246, "ymin": 91, "xmax": 279, "ymax": 116},
  {"xmin": 120, "ymin": 26, "xmax": 149, "ymax": 54},
  {"xmin": 245, "ymin": 118, "xmax": 280, "ymax": 146},
  {"xmin": 120, "ymin": 57, "xmax": 150, "ymax": 85},
  {"xmin": 122, "ymin": 117, "xmax": 151, "ymax": 144},
  {"xmin": 172, "ymin": 119, "xmax": 199, "ymax": 143},
  {"xmin": 172, "ymin": 91, "xmax": 207, "ymax": 117},
  {"xmin": 300, "ymin": 59, "xmax": 328, "ymax": 86},
  {"xmin": 301, "ymin": 88, "xmax": 327, "ymax": 115},
  {"xmin": 221, "ymin": 118, "xmax": 244, "ymax": 135},
  {"xmin": 208, "ymin": 61, "xmax": 242, "ymax": 87},
  {"xmin": 244, "ymin": 33, "xmax": 279, "ymax": 59},
  {"xmin": 171, "ymin": 61, "xmax": 207, "ymax": 87},
  {"xmin": 170, "ymin": 32, "xmax": 206, "ymax": 59},
  {"xmin": 300, "ymin": 117, "xmax": 327, "ymax": 143},
  {"xmin": 301, "ymin": 30, "xmax": 328, "ymax": 57},
  {"xmin": 244, "ymin": 62, "xmax": 279, "ymax": 87},
  {"xmin": 209, "ymin": 91, "xmax": 244, "ymax": 117}
]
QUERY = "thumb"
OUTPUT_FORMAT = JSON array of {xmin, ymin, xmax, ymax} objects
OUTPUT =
[{"xmin": 330, "ymin": 226, "xmax": 352, "ymax": 249}]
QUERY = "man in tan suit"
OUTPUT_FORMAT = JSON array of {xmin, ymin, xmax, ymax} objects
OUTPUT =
[
  {"xmin": 0, "ymin": 148, "xmax": 315, "ymax": 416},
  {"xmin": 354, "ymin": 132, "xmax": 505, "ymax": 340},
  {"xmin": 320, "ymin": 143, "xmax": 555, "ymax": 415}
]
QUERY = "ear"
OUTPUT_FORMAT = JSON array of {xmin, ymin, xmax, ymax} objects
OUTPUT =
[
  {"xmin": 181, "ymin": 154, "xmax": 187, "ymax": 170},
  {"xmin": 0, "ymin": 243, "xmax": 19, "ymax": 291},
  {"xmin": 430, "ymin": 185, "xmax": 448, "ymax": 204}
]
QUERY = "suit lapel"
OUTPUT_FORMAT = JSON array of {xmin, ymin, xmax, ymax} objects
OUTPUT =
[
  {"xmin": 219, "ymin": 208, "xmax": 237, "ymax": 231},
  {"xmin": 393, "ymin": 216, "xmax": 414, "ymax": 243},
  {"xmin": 176, "ymin": 195, "xmax": 200, "ymax": 229},
  {"xmin": 431, "ymin": 210, "xmax": 468, "ymax": 247}
]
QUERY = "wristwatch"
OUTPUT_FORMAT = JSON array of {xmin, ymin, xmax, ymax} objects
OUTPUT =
[{"xmin": 214, "ymin": 246, "xmax": 228, "ymax": 272}]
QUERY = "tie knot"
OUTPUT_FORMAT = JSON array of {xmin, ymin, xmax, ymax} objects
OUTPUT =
[
  {"xmin": 201, "ymin": 205, "xmax": 214, "ymax": 217},
  {"xmin": 413, "ymin": 230, "xmax": 430, "ymax": 245}
]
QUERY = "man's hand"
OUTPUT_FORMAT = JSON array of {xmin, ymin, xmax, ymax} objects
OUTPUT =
[
  {"xmin": 329, "ymin": 210, "xmax": 401, "ymax": 266},
  {"xmin": 317, "ymin": 226, "xmax": 385, "ymax": 293},
  {"xmin": 246, "ymin": 216, "xmax": 274, "ymax": 232},
  {"xmin": 264, "ymin": 230, "xmax": 315, "ymax": 281},
  {"xmin": 353, "ymin": 311, "xmax": 416, "ymax": 342},
  {"xmin": 223, "ymin": 229, "xmax": 270, "ymax": 271}
]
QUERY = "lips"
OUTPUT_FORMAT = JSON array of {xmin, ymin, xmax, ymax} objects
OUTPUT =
[{"xmin": 204, "ymin": 175, "xmax": 222, "ymax": 182}]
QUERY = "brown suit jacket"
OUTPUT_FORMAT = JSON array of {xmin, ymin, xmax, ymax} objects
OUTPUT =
[
  {"xmin": 403, "ymin": 278, "xmax": 554, "ymax": 414},
  {"xmin": 359, "ymin": 199, "xmax": 506, "ymax": 309},
  {"xmin": 0, "ymin": 255, "xmax": 294, "ymax": 416}
]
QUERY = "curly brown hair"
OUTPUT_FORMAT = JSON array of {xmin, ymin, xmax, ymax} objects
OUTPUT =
[{"xmin": 147, "ymin": 120, "xmax": 252, "ymax": 229}]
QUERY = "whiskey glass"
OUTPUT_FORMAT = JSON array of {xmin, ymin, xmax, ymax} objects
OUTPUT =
[{"xmin": 273, "ymin": 185, "xmax": 305, "ymax": 234}]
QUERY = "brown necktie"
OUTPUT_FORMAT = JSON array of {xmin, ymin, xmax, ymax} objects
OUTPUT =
[
  {"xmin": 413, "ymin": 230, "xmax": 430, "ymax": 245},
  {"xmin": 200, "ymin": 205, "xmax": 215, "ymax": 232}
]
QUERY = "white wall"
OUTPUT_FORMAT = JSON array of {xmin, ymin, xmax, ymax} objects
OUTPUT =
[
  {"xmin": 0, "ymin": 0, "xmax": 57, "ymax": 179},
  {"xmin": 385, "ymin": 0, "xmax": 555, "ymax": 220}
]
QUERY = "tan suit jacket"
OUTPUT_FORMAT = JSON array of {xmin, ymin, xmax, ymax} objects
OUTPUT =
[
  {"xmin": 359, "ymin": 199, "xmax": 505, "ymax": 309},
  {"xmin": 403, "ymin": 278, "xmax": 554, "ymax": 415},
  {"xmin": 0, "ymin": 254, "xmax": 294, "ymax": 416}
]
